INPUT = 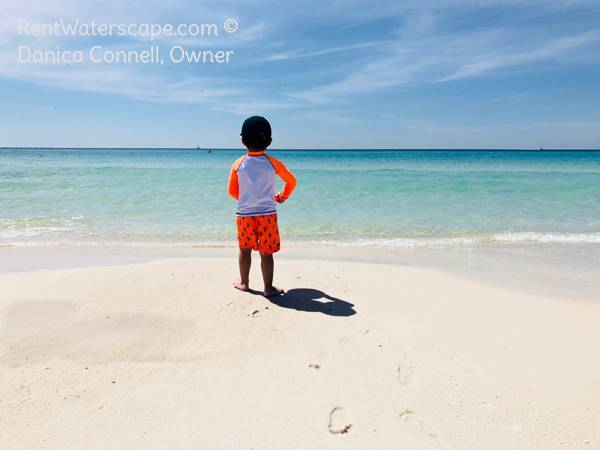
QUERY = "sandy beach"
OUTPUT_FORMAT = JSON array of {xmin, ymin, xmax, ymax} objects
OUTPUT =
[{"xmin": 1, "ymin": 250, "xmax": 599, "ymax": 449}]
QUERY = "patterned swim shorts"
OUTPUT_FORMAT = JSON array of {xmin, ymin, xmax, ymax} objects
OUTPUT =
[{"xmin": 236, "ymin": 214, "xmax": 281, "ymax": 254}]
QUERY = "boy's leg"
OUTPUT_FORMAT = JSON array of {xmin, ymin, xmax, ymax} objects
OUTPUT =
[
  {"xmin": 259, "ymin": 252, "xmax": 284, "ymax": 297},
  {"xmin": 234, "ymin": 248, "xmax": 252, "ymax": 291}
]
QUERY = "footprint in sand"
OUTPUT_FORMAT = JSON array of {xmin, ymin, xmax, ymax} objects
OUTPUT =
[
  {"xmin": 397, "ymin": 355, "xmax": 415, "ymax": 385},
  {"xmin": 398, "ymin": 409, "xmax": 438, "ymax": 439},
  {"xmin": 337, "ymin": 337, "xmax": 350, "ymax": 345},
  {"xmin": 328, "ymin": 407, "xmax": 353, "ymax": 435},
  {"xmin": 398, "ymin": 409, "xmax": 416, "ymax": 421}
]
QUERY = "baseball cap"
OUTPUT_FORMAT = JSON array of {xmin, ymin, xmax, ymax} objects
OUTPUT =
[{"xmin": 240, "ymin": 116, "xmax": 271, "ymax": 139}]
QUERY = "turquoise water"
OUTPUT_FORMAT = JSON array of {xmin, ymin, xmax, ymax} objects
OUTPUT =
[{"xmin": 1, "ymin": 148, "xmax": 600, "ymax": 247}]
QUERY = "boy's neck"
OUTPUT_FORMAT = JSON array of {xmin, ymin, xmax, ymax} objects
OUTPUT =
[{"xmin": 247, "ymin": 149, "xmax": 266, "ymax": 156}]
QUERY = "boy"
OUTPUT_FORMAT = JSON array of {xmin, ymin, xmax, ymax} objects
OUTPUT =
[{"xmin": 227, "ymin": 116, "xmax": 297, "ymax": 297}]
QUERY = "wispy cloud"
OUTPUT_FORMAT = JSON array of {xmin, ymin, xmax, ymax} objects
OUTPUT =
[
  {"xmin": 292, "ymin": 26, "xmax": 600, "ymax": 103},
  {"xmin": 262, "ymin": 41, "xmax": 381, "ymax": 62},
  {"xmin": 490, "ymin": 92, "xmax": 532, "ymax": 103},
  {"xmin": 0, "ymin": 0, "xmax": 279, "ymax": 112},
  {"xmin": 440, "ymin": 30, "xmax": 600, "ymax": 82}
]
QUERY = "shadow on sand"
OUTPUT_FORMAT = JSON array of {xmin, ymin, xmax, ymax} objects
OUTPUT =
[{"xmin": 248, "ymin": 288, "xmax": 356, "ymax": 317}]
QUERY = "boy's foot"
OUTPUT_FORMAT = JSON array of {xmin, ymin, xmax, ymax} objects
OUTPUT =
[
  {"xmin": 233, "ymin": 280, "xmax": 249, "ymax": 292},
  {"xmin": 263, "ymin": 286, "xmax": 284, "ymax": 297}
]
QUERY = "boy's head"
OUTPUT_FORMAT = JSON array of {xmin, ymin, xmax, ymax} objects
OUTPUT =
[{"xmin": 241, "ymin": 116, "xmax": 272, "ymax": 151}]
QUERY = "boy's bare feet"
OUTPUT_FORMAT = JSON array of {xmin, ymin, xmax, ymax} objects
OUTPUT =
[
  {"xmin": 263, "ymin": 286, "xmax": 284, "ymax": 297},
  {"xmin": 233, "ymin": 280, "xmax": 249, "ymax": 292}
]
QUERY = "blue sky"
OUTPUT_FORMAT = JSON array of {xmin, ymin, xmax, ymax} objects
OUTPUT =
[{"xmin": 1, "ymin": 0, "xmax": 599, "ymax": 148}]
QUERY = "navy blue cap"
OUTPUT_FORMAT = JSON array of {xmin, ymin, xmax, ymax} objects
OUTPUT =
[{"xmin": 240, "ymin": 116, "xmax": 271, "ymax": 139}]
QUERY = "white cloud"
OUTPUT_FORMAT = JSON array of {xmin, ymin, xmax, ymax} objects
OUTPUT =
[
  {"xmin": 0, "ymin": 0, "xmax": 279, "ymax": 112},
  {"xmin": 440, "ymin": 30, "xmax": 600, "ymax": 82},
  {"xmin": 292, "ymin": 26, "xmax": 600, "ymax": 103},
  {"xmin": 262, "ymin": 42, "xmax": 382, "ymax": 62},
  {"xmin": 490, "ymin": 92, "xmax": 532, "ymax": 103}
]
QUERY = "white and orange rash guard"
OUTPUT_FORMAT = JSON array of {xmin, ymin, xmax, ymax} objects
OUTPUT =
[{"xmin": 228, "ymin": 150, "xmax": 297, "ymax": 216}]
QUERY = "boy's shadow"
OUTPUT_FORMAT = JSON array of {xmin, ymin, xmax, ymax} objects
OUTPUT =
[{"xmin": 248, "ymin": 288, "xmax": 356, "ymax": 316}]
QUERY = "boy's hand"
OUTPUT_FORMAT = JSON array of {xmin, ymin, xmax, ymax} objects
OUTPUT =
[{"xmin": 275, "ymin": 193, "xmax": 286, "ymax": 203}]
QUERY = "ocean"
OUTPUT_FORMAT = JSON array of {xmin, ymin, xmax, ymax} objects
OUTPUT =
[{"xmin": 1, "ymin": 148, "xmax": 600, "ymax": 248}]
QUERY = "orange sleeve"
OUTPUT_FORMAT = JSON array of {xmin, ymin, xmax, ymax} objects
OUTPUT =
[
  {"xmin": 227, "ymin": 168, "xmax": 239, "ymax": 200},
  {"xmin": 267, "ymin": 155, "xmax": 297, "ymax": 200},
  {"xmin": 227, "ymin": 157, "xmax": 244, "ymax": 200}
]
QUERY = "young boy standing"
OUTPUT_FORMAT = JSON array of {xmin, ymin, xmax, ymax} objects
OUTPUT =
[{"xmin": 227, "ymin": 116, "xmax": 297, "ymax": 297}]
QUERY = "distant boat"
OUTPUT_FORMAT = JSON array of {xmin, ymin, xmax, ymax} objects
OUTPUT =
[{"xmin": 207, "ymin": 149, "xmax": 213, "ymax": 154}]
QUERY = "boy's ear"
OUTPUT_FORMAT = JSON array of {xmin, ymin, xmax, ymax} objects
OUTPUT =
[{"xmin": 268, "ymin": 137, "xmax": 272, "ymax": 147}]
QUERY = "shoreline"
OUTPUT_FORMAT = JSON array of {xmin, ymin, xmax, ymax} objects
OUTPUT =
[{"xmin": 1, "ymin": 242, "xmax": 598, "ymax": 303}]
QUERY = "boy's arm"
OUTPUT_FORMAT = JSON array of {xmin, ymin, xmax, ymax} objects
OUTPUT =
[
  {"xmin": 227, "ymin": 156, "xmax": 244, "ymax": 200},
  {"xmin": 267, "ymin": 155, "xmax": 297, "ymax": 202},
  {"xmin": 227, "ymin": 167, "xmax": 239, "ymax": 200}
]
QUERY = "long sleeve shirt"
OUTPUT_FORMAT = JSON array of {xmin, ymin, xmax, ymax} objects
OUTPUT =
[{"xmin": 228, "ymin": 150, "xmax": 297, "ymax": 216}]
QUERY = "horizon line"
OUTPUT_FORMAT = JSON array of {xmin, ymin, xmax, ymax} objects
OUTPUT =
[{"xmin": 2, "ymin": 147, "xmax": 600, "ymax": 151}]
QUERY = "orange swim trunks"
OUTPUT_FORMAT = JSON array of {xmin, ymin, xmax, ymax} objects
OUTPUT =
[{"xmin": 236, "ymin": 214, "xmax": 280, "ymax": 254}]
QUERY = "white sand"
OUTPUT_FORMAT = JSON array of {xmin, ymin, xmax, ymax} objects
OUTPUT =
[{"xmin": 1, "ymin": 255, "xmax": 599, "ymax": 449}]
